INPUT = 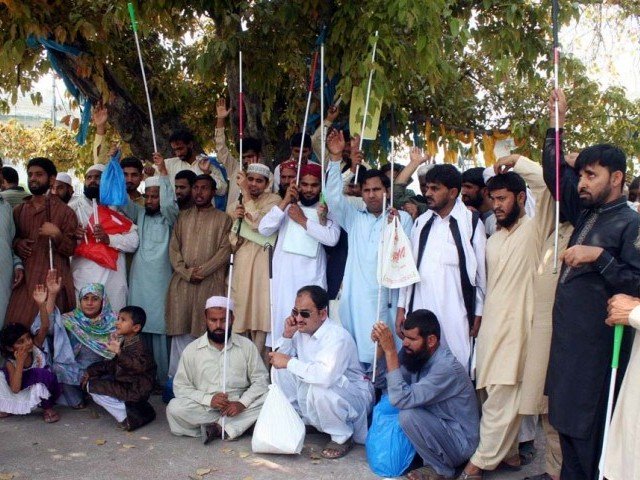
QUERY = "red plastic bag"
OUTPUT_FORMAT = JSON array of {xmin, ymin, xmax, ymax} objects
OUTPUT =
[{"xmin": 74, "ymin": 206, "xmax": 133, "ymax": 270}]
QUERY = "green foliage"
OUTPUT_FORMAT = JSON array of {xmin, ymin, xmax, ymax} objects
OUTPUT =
[
  {"xmin": 0, "ymin": 120, "xmax": 94, "ymax": 171},
  {"xmin": 0, "ymin": 0, "xmax": 639, "ymax": 169}
]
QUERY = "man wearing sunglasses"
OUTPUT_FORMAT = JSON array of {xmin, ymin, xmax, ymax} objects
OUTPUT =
[{"xmin": 269, "ymin": 285, "xmax": 373, "ymax": 460}]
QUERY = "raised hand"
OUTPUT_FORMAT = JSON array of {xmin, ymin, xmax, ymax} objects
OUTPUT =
[
  {"xmin": 45, "ymin": 269, "xmax": 62, "ymax": 297},
  {"xmin": 494, "ymin": 154, "xmax": 520, "ymax": 175},
  {"xmin": 32, "ymin": 284, "xmax": 48, "ymax": 305},
  {"xmin": 106, "ymin": 337, "xmax": 121, "ymax": 355},
  {"xmin": 326, "ymin": 129, "xmax": 346, "ymax": 158},
  {"xmin": 549, "ymin": 88, "xmax": 567, "ymax": 128},
  {"xmin": 371, "ymin": 321, "xmax": 396, "ymax": 353},
  {"xmin": 92, "ymin": 104, "xmax": 108, "ymax": 128},
  {"xmin": 152, "ymin": 152, "xmax": 167, "ymax": 175},
  {"xmin": 409, "ymin": 147, "xmax": 428, "ymax": 165},
  {"xmin": 326, "ymin": 104, "xmax": 339, "ymax": 123},
  {"xmin": 216, "ymin": 98, "xmax": 232, "ymax": 120}
]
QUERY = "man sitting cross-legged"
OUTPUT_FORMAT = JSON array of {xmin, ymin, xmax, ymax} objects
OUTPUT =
[
  {"xmin": 269, "ymin": 285, "xmax": 374, "ymax": 459},
  {"xmin": 166, "ymin": 296, "xmax": 269, "ymax": 443},
  {"xmin": 371, "ymin": 310, "xmax": 480, "ymax": 480}
]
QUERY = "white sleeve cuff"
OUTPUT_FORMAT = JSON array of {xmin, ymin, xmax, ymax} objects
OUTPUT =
[{"xmin": 629, "ymin": 305, "xmax": 640, "ymax": 330}]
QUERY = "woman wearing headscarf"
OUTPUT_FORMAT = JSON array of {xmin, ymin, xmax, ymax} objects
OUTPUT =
[{"xmin": 32, "ymin": 282, "xmax": 117, "ymax": 408}]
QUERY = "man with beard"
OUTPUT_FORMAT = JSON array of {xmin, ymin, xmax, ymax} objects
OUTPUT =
[
  {"xmin": 396, "ymin": 164, "xmax": 486, "ymax": 369},
  {"xmin": 166, "ymin": 295, "xmax": 268, "ymax": 442},
  {"xmin": 542, "ymin": 89, "xmax": 640, "ymax": 480},
  {"xmin": 258, "ymin": 163, "xmax": 340, "ymax": 346},
  {"xmin": 52, "ymin": 173, "xmax": 74, "ymax": 204},
  {"xmin": 124, "ymin": 154, "xmax": 178, "ymax": 386},
  {"xmin": 270, "ymin": 286, "xmax": 373, "ymax": 459},
  {"xmin": 277, "ymin": 160, "xmax": 297, "ymax": 199},
  {"xmin": 214, "ymin": 98, "xmax": 263, "ymax": 210},
  {"xmin": 459, "ymin": 162, "xmax": 555, "ymax": 479},
  {"xmin": 6, "ymin": 157, "xmax": 77, "ymax": 326},
  {"xmin": 154, "ymin": 129, "xmax": 227, "ymax": 199},
  {"xmin": 461, "ymin": 167, "xmax": 496, "ymax": 236},
  {"xmin": 69, "ymin": 164, "xmax": 139, "ymax": 312},
  {"xmin": 174, "ymin": 170, "xmax": 196, "ymax": 211},
  {"xmin": 165, "ymin": 175, "xmax": 232, "ymax": 378},
  {"xmin": 372, "ymin": 311, "xmax": 479, "ymax": 480},
  {"xmin": 227, "ymin": 164, "xmax": 281, "ymax": 363},
  {"xmin": 325, "ymin": 130, "xmax": 412, "ymax": 367},
  {"xmin": 120, "ymin": 157, "xmax": 145, "ymax": 206}
]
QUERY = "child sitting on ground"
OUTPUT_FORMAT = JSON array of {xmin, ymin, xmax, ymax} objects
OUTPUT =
[
  {"xmin": 0, "ymin": 274, "xmax": 61, "ymax": 422},
  {"xmin": 82, "ymin": 306, "xmax": 157, "ymax": 431}
]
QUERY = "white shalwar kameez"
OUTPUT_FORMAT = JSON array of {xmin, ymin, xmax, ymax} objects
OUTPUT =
[
  {"xmin": 398, "ymin": 201, "xmax": 486, "ymax": 368},
  {"xmin": 273, "ymin": 320, "xmax": 374, "ymax": 444},
  {"xmin": 258, "ymin": 203, "xmax": 340, "ymax": 346},
  {"xmin": 68, "ymin": 196, "xmax": 139, "ymax": 312}
]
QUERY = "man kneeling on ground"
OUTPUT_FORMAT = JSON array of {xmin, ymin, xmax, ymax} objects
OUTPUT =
[
  {"xmin": 166, "ymin": 296, "xmax": 269, "ymax": 443},
  {"xmin": 269, "ymin": 285, "xmax": 374, "ymax": 459},
  {"xmin": 371, "ymin": 310, "xmax": 480, "ymax": 480}
]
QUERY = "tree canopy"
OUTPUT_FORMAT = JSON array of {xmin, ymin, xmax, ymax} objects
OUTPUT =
[{"xmin": 1, "ymin": 1, "xmax": 639, "ymax": 168}]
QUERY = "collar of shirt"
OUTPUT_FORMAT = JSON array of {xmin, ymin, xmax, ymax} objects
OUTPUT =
[
  {"xmin": 195, "ymin": 332, "xmax": 241, "ymax": 351},
  {"xmin": 593, "ymin": 196, "xmax": 629, "ymax": 214},
  {"xmin": 295, "ymin": 318, "xmax": 333, "ymax": 342}
]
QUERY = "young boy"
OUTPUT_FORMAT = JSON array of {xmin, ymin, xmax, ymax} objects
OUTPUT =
[{"xmin": 82, "ymin": 306, "xmax": 157, "ymax": 431}]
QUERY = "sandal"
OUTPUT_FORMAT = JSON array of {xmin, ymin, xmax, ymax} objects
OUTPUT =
[
  {"xmin": 320, "ymin": 437, "xmax": 353, "ymax": 459},
  {"xmin": 406, "ymin": 465, "xmax": 451, "ymax": 480},
  {"xmin": 71, "ymin": 401, "xmax": 87, "ymax": 410},
  {"xmin": 201, "ymin": 422, "xmax": 223, "ymax": 445},
  {"xmin": 43, "ymin": 409, "xmax": 60, "ymax": 423}
]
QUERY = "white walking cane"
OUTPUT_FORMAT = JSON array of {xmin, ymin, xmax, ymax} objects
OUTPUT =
[
  {"xmin": 46, "ymin": 193, "xmax": 54, "ymax": 270},
  {"xmin": 371, "ymin": 192, "xmax": 387, "ymax": 383},
  {"xmin": 295, "ymin": 49, "xmax": 320, "ymax": 186},
  {"xmin": 353, "ymin": 31, "xmax": 379, "ymax": 184},
  {"xmin": 598, "ymin": 324, "xmax": 624, "ymax": 480},
  {"xmin": 128, "ymin": 2, "xmax": 158, "ymax": 152},
  {"xmin": 238, "ymin": 50, "xmax": 244, "ymax": 172},
  {"xmin": 551, "ymin": 0, "xmax": 561, "ymax": 273},
  {"xmin": 220, "ymin": 251, "xmax": 236, "ymax": 440}
]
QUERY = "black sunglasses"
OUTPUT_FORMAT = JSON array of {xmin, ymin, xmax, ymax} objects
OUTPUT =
[{"xmin": 291, "ymin": 308, "xmax": 313, "ymax": 319}]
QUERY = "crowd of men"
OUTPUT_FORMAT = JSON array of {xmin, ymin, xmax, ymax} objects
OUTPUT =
[{"xmin": 0, "ymin": 88, "xmax": 639, "ymax": 480}]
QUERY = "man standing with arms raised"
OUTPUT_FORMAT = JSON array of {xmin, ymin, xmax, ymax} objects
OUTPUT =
[{"xmin": 325, "ymin": 130, "xmax": 412, "ymax": 368}]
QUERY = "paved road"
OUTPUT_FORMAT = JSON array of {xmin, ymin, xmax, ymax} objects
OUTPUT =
[{"xmin": 0, "ymin": 396, "xmax": 546, "ymax": 480}]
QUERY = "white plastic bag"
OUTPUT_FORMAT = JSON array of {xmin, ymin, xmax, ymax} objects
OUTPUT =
[
  {"xmin": 377, "ymin": 216, "xmax": 420, "ymax": 288},
  {"xmin": 251, "ymin": 384, "xmax": 305, "ymax": 454}
]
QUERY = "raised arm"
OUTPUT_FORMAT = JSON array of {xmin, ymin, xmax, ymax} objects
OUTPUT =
[{"xmin": 325, "ymin": 129, "xmax": 358, "ymax": 230}]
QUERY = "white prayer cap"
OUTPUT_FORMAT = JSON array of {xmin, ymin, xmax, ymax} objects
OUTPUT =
[
  {"xmin": 145, "ymin": 176, "xmax": 161, "ymax": 189},
  {"xmin": 205, "ymin": 296, "xmax": 234, "ymax": 312},
  {"xmin": 56, "ymin": 172, "xmax": 73, "ymax": 186},
  {"xmin": 246, "ymin": 163, "xmax": 271, "ymax": 179},
  {"xmin": 86, "ymin": 164, "xmax": 105, "ymax": 175},
  {"xmin": 417, "ymin": 164, "xmax": 435, "ymax": 178}
]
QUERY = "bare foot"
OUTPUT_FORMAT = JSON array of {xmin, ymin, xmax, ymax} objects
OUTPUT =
[{"xmin": 43, "ymin": 408, "xmax": 60, "ymax": 423}]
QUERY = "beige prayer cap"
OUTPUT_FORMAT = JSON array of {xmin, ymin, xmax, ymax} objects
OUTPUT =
[
  {"xmin": 85, "ymin": 164, "xmax": 105, "ymax": 175},
  {"xmin": 56, "ymin": 172, "xmax": 73, "ymax": 186},
  {"xmin": 145, "ymin": 176, "xmax": 161, "ymax": 189},
  {"xmin": 205, "ymin": 296, "xmax": 234, "ymax": 312},
  {"xmin": 247, "ymin": 163, "xmax": 271, "ymax": 180}
]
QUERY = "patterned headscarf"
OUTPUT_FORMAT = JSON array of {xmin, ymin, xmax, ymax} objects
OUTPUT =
[{"xmin": 62, "ymin": 284, "xmax": 117, "ymax": 359}]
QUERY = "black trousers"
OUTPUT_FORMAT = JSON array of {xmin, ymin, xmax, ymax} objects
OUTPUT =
[{"xmin": 558, "ymin": 419, "xmax": 605, "ymax": 480}]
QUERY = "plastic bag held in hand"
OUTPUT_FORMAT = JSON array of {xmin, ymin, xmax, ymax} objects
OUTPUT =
[
  {"xmin": 377, "ymin": 216, "xmax": 420, "ymax": 288},
  {"xmin": 251, "ymin": 384, "xmax": 305, "ymax": 454},
  {"xmin": 74, "ymin": 206, "xmax": 133, "ymax": 270},
  {"xmin": 366, "ymin": 395, "xmax": 416, "ymax": 477},
  {"xmin": 99, "ymin": 151, "xmax": 127, "ymax": 206}
]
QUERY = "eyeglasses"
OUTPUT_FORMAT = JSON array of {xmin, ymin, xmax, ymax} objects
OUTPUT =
[{"xmin": 291, "ymin": 308, "xmax": 313, "ymax": 319}]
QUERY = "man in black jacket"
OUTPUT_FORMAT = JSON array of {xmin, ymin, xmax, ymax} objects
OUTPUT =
[{"xmin": 542, "ymin": 88, "xmax": 640, "ymax": 480}]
